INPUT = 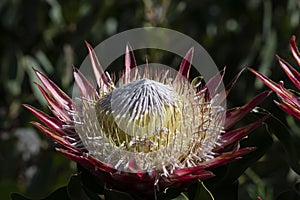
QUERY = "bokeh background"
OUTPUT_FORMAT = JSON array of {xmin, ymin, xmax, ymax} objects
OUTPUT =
[{"xmin": 1, "ymin": 0, "xmax": 300, "ymax": 199}]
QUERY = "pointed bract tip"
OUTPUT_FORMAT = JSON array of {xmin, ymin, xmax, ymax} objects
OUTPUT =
[
  {"xmin": 72, "ymin": 65, "xmax": 79, "ymax": 73},
  {"xmin": 125, "ymin": 42, "xmax": 137, "ymax": 69},
  {"xmin": 124, "ymin": 42, "xmax": 137, "ymax": 84},
  {"xmin": 248, "ymin": 67, "xmax": 260, "ymax": 76},
  {"xmin": 32, "ymin": 67, "xmax": 38, "ymax": 72},
  {"xmin": 33, "ymin": 68, "xmax": 43, "ymax": 76},
  {"xmin": 23, "ymin": 104, "xmax": 33, "ymax": 111},
  {"xmin": 189, "ymin": 46, "xmax": 195, "ymax": 53},
  {"xmin": 290, "ymin": 35, "xmax": 300, "ymax": 65},
  {"xmin": 176, "ymin": 47, "xmax": 195, "ymax": 81},
  {"xmin": 184, "ymin": 47, "xmax": 194, "ymax": 60},
  {"xmin": 84, "ymin": 40, "xmax": 109, "ymax": 90},
  {"xmin": 126, "ymin": 42, "xmax": 133, "ymax": 52},
  {"xmin": 84, "ymin": 40, "xmax": 92, "ymax": 50},
  {"xmin": 85, "ymin": 41, "xmax": 97, "ymax": 55},
  {"xmin": 185, "ymin": 47, "xmax": 194, "ymax": 62},
  {"xmin": 291, "ymin": 35, "xmax": 296, "ymax": 43}
]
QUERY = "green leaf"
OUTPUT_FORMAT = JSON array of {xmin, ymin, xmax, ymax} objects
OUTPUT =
[
  {"xmin": 68, "ymin": 168, "xmax": 106, "ymax": 200},
  {"xmin": 35, "ymin": 50, "xmax": 54, "ymax": 74},
  {"xmin": 276, "ymin": 190, "xmax": 300, "ymax": 200},
  {"xmin": 212, "ymin": 117, "xmax": 273, "ymax": 185},
  {"xmin": 277, "ymin": 182, "xmax": 300, "ymax": 199},
  {"xmin": 200, "ymin": 114, "xmax": 272, "ymax": 200},
  {"xmin": 267, "ymin": 116, "xmax": 300, "ymax": 175},
  {"xmin": 67, "ymin": 174, "xmax": 90, "ymax": 200},
  {"xmin": 103, "ymin": 187, "xmax": 133, "ymax": 200},
  {"xmin": 45, "ymin": 0, "xmax": 64, "ymax": 25},
  {"xmin": 156, "ymin": 186, "xmax": 185, "ymax": 200},
  {"xmin": 1, "ymin": 181, "xmax": 21, "ymax": 200},
  {"xmin": 11, "ymin": 186, "xmax": 71, "ymax": 200},
  {"xmin": 42, "ymin": 186, "xmax": 70, "ymax": 200},
  {"xmin": 22, "ymin": 55, "xmax": 47, "ymax": 105},
  {"xmin": 10, "ymin": 193, "xmax": 30, "ymax": 200},
  {"xmin": 78, "ymin": 165, "xmax": 105, "ymax": 195},
  {"xmin": 188, "ymin": 181, "xmax": 214, "ymax": 200},
  {"xmin": 172, "ymin": 193, "xmax": 189, "ymax": 200}
]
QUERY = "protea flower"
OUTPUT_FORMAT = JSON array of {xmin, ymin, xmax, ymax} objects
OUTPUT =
[
  {"xmin": 24, "ymin": 42, "xmax": 269, "ymax": 199},
  {"xmin": 249, "ymin": 36, "xmax": 300, "ymax": 120}
]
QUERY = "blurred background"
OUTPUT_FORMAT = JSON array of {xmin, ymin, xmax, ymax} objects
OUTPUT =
[{"xmin": 1, "ymin": 0, "xmax": 300, "ymax": 199}]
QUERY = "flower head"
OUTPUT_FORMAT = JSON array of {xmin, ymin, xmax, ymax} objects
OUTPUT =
[
  {"xmin": 25, "ymin": 42, "xmax": 269, "ymax": 198},
  {"xmin": 249, "ymin": 36, "xmax": 300, "ymax": 120}
]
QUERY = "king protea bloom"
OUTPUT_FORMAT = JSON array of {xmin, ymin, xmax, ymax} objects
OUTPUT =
[
  {"xmin": 249, "ymin": 36, "xmax": 300, "ymax": 120},
  {"xmin": 25, "ymin": 42, "xmax": 269, "ymax": 199}
]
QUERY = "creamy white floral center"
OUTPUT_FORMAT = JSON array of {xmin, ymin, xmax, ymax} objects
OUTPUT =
[{"xmin": 74, "ymin": 66, "xmax": 224, "ymax": 173}]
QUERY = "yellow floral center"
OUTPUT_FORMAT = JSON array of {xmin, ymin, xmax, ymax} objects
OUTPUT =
[{"xmin": 97, "ymin": 78, "xmax": 186, "ymax": 153}]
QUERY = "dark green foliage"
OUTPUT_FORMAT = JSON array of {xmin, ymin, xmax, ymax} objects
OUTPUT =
[{"xmin": 11, "ymin": 169, "xmax": 216, "ymax": 200}]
